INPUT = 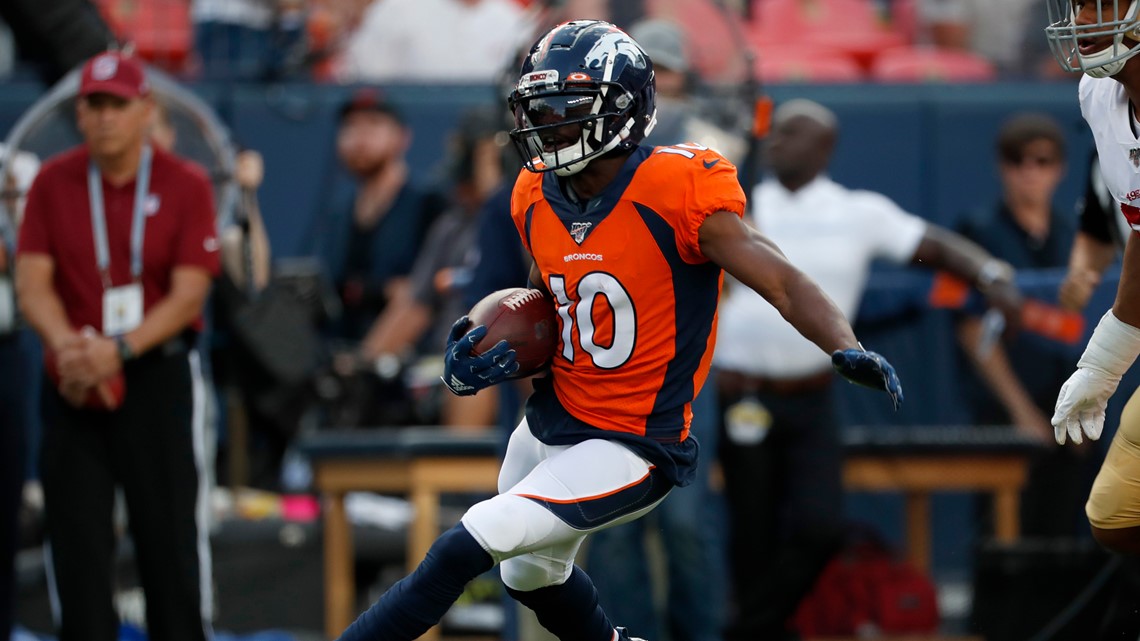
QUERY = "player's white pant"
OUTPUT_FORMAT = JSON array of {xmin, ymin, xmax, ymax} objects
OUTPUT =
[
  {"xmin": 1087, "ymin": 385, "xmax": 1140, "ymax": 529},
  {"xmin": 461, "ymin": 418, "xmax": 671, "ymax": 592}
]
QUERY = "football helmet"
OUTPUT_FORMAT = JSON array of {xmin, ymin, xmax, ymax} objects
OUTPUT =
[
  {"xmin": 507, "ymin": 20, "xmax": 657, "ymax": 177},
  {"xmin": 1045, "ymin": 0, "xmax": 1140, "ymax": 77}
]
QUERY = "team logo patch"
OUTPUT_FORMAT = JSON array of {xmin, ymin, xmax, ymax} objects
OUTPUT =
[
  {"xmin": 570, "ymin": 221, "xmax": 593, "ymax": 244},
  {"xmin": 1130, "ymin": 148, "xmax": 1140, "ymax": 168},
  {"xmin": 92, "ymin": 55, "xmax": 118, "ymax": 80},
  {"xmin": 584, "ymin": 31, "xmax": 647, "ymax": 70}
]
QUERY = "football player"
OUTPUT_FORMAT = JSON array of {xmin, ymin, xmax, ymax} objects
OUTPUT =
[
  {"xmin": 334, "ymin": 20, "xmax": 902, "ymax": 641},
  {"xmin": 1046, "ymin": 0, "xmax": 1140, "ymax": 555}
]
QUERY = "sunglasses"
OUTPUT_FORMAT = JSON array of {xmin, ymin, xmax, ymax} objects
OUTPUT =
[{"xmin": 1002, "ymin": 155, "xmax": 1062, "ymax": 168}]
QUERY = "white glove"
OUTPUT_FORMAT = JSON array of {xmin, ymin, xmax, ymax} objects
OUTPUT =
[
  {"xmin": 1051, "ymin": 367, "xmax": 1120, "ymax": 445},
  {"xmin": 1050, "ymin": 310, "xmax": 1140, "ymax": 445}
]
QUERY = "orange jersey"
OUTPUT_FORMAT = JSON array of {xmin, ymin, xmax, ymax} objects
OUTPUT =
[{"xmin": 512, "ymin": 143, "xmax": 746, "ymax": 458}]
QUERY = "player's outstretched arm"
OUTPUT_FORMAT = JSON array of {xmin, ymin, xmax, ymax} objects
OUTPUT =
[
  {"xmin": 1054, "ymin": 233, "xmax": 1140, "ymax": 444},
  {"xmin": 699, "ymin": 211, "xmax": 902, "ymax": 408}
]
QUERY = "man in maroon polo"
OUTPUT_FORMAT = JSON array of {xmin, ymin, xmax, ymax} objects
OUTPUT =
[{"xmin": 15, "ymin": 50, "xmax": 219, "ymax": 641}]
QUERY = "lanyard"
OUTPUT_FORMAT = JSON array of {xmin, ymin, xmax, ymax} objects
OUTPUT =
[{"xmin": 88, "ymin": 145, "xmax": 152, "ymax": 289}]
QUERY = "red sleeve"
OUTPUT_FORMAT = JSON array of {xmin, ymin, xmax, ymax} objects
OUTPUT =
[
  {"xmin": 174, "ymin": 167, "xmax": 221, "ymax": 276},
  {"xmin": 16, "ymin": 171, "xmax": 53, "ymax": 257}
]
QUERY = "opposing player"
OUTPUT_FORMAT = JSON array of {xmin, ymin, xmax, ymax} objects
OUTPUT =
[
  {"xmin": 334, "ymin": 20, "xmax": 902, "ymax": 641},
  {"xmin": 1046, "ymin": 0, "xmax": 1140, "ymax": 554}
]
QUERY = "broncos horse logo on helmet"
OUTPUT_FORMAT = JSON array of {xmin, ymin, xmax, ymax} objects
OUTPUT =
[
  {"xmin": 1045, "ymin": 0, "xmax": 1140, "ymax": 77},
  {"xmin": 508, "ymin": 20, "xmax": 657, "ymax": 177}
]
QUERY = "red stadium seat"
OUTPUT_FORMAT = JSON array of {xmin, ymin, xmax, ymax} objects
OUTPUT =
[
  {"xmin": 749, "ymin": 0, "xmax": 909, "ymax": 67},
  {"xmin": 870, "ymin": 46, "xmax": 997, "ymax": 82},
  {"xmin": 754, "ymin": 49, "xmax": 866, "ymax": 83},
  {"xmin": 94, "ymin": 0, "xmax": 192, "ymax": 72}
]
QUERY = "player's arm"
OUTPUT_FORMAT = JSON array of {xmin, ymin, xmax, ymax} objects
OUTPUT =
[
  {"xmin": 1115, "ymin": 233, "xmax": 1140, "ymax": 326},
  {"xmin": 700, "ymin": 210, "xmax": 855, "ymax": 352},
  {"xmin": 700, "ymin": 210, "xmax": 902, "ymax": 407},
  {"xmin": 1061, "ymin": 232, "xmax": 1118, "ymax": 311},
  {"xmin": 1053, "ymin": 231, "xmax": 1140, "ymax": 445}
]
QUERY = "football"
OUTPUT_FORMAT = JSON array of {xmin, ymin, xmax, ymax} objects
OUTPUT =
[{"xmin": 466, "ymin": 287, "xmax": 557, "ymax": 377}]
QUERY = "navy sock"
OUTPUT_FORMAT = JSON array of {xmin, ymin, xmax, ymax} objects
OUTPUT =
[
  {"xmin": 336, "ymin": 523, "xmax": 494, "ymax": 641},
  {"xmin": 506, "ymin": 566, "xmax": 614, "ymax": 641}
]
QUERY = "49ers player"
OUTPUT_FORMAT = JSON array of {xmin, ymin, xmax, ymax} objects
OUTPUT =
[{"xmin": 1047, "ymin": 0, "xmax": 1140, "ymax": 555}]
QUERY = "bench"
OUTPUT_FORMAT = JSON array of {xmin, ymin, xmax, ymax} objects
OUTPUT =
[{"xmin": 299, "ymin": 425, "xmax": 1041, "ymax": 640}]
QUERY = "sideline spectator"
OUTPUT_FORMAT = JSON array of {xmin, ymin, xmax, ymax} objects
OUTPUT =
[
  {"xmin": 918, "ymin": 0, "xmax": 1039, "ymax": 75},
  {"xmin": 313, "ymin": 88, "xmax": 446, "ymax": 426},
  {"xmin": 192, "ymin": 0, "xmax": 305, "ymax": 80},
  {"xmin": 0, "ymin": 0, "xmax": 113, "ymax": 84},
  {"xmin": 14, "ymin": 51, "xmax": 219, "ymax": 641},
  {"xmin": 713, "ymin": 98, "xmax": 1023, "ymax": 641},
  {"xmin": 0, "ymin": 145, "xmax": 39, "ymax": 641},
  {"xmin": 336, "ymin": 0, "xmax": 529, "ymax": 84},
  {"xmin": 954, "ymin": 113, "xmax": 1089, "ymax": 536}
]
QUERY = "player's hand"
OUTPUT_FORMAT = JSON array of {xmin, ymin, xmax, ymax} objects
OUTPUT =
[
  {"xmin": 831, "ymin": 347, "xmax": 903, "ymax": 410},
  {"xmin": 1051, "ymin": 367, "xmax": 1121, "ymax": 445},
  {"xmin": 441, "ymin": 316, "xmax": 519, "ymax": 396},
  {"xmin": 1058, "ymin": 268, "xmax": 1100, "ymax": 312}
]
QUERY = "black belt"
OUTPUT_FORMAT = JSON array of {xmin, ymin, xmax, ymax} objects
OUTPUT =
[{"xmin": 717, "ymin": 368, "xmax": 834, "ymax": 397}]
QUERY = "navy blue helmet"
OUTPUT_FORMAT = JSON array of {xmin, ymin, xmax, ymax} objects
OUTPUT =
[{"xmin": 507, "ymin": 20, "xmax": 657, "ymax": 176}]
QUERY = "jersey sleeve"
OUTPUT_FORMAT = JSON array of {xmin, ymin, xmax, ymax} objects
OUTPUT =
[
  {"xmin": 16, "ymin": 171, "xmax": 54, "ymax": 257},
  {"xmin": 174, "ymin": 165, "xmax": 221, "ymax": 277},
  {"xmin": 676, "ymin": 149, "xmax": 746, "ymax": 264},
  {"xmin": 509, "ymin": 169, "xmax": 540, "ymax": 256}
]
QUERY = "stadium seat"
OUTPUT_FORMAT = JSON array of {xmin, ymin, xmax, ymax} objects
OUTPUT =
[
  {"xmin": 870, "ymin": 46, "xmax": 997, "ymax": 83},
  {"xmin": 749, "ymin": 0, "xmax": 909, "ymax": 68},
  {"xmin": 94, "ymin": 0, "xmax": 192, "ymax": 72},
  {"xmin": 754, "ymin": 49, "xmax": 866, "ymax": 83}
]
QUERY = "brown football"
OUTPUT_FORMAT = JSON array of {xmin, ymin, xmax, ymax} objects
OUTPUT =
[{"xmin": 466, "ymin": 287, "xmax": 557, "ymax": 377}]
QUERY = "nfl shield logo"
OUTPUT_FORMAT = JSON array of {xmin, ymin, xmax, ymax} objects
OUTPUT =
[
  {"xmin": 570, "ymin": 221, "xmax": 592, "ymax": 244},
  {"xmin": 1130, "ymin": 148, "xmax": 1140, "ymax": 168}
]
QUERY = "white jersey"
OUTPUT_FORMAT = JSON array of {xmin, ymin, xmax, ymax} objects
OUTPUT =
[
  {"xmin": 1080, "ymin": 74, "xmax": 1140, "ymax": 231},
  {"xmin": 713, "ymin": 175, "xmax": 927, "ymax": 378}
]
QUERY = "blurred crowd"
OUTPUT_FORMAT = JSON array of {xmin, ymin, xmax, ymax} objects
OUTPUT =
[{"xmin": 0, "ymin": 0, "xmax": 1079, "ymax": 86}]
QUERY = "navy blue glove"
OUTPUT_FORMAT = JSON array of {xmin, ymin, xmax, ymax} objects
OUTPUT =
[
  {"xmin": 441, "ymin": 316, "xmax": 519, "ymax": 396},
  {"xmin": 831, "ymin": 347, "xmax": 904, "ymax": 411}
]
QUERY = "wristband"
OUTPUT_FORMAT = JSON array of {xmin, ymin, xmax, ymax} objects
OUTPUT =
[
  {"xmin": 115, "ymin": 335, "xmax": 135, "ymax": 363},
  {"xmin": 1077, "ymin": 310, "xmax": 1140, "ymax": 379}
]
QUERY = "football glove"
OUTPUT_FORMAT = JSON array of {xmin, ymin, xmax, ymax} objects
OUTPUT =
[
  {"xmin": 831, "ymin": 347, "xmax": 904, "ymax": 411},
  {"xmin": 1051, "ymin": 367, "xmax": 1119, "ymax": 445},
  {"xmin": 441, "ymin": 316, "xmax": 519, "ymax": 396}
]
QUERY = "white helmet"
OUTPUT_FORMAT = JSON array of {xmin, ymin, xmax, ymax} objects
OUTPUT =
[{"xmin": 1045, "ymin": 0, "xmax": 1140, "ymax": 77}]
